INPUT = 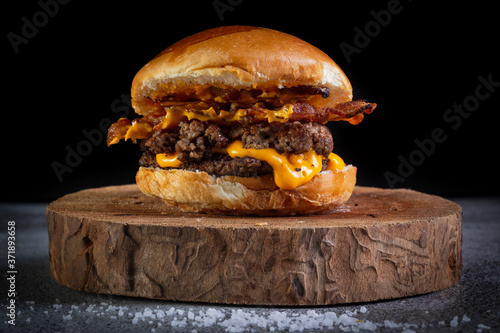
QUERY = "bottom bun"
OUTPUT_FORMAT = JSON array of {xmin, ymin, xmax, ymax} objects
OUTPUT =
[{"xmin": 136, "ymin": 166, "xmax": 357, "ymax": 216}]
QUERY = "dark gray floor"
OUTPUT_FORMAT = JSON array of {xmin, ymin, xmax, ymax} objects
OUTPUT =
[{"xmin": 1, "ymin": 197, "xmax": 499, "ymax": 332}]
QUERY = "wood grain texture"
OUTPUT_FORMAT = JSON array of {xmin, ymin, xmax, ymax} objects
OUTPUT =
[{"xmin": 46, "ymin": 185, "xmax": 462, "ymax": 305}]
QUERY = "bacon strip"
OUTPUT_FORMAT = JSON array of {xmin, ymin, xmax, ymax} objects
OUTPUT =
[
  {"xmin": 107, "ymin": 100, "xmax": 376, "ymax": 145},
  {"xmin": 290, "ymin": 100, "xmax": 376, "ymax": 124}
]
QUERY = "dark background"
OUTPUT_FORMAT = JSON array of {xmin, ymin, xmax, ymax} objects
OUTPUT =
[{"xmin": 4, "ymin": 0, "xmax": 499, "ymax": 202}]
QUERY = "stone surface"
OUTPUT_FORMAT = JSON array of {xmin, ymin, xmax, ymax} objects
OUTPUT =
[{"xmin": 0, "ymin": 195, "xmax": 499, "ymax": 332}]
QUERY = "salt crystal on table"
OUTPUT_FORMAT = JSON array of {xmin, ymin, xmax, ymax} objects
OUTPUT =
[
  {"xmin": 339, "ymin": 313, "xmax": 358, "ymax": 325},
  {"xmin": 345, "ymin": 309, "xmax": 357, "ymax": 316},
  {"xmin": 188, "ymin": 311, "xmax": 194, "ymax": 320},
  {"xmin": 306, "ymin": 309, "xmax": 318, "ymax": 318},
  {"xmin": 171, "ymin": 318, "xmax": 187, "ymax": 327},
  {"xmin": 463, "ymin": 314, "xmax": 471, "ymax": 322},
  {"xmin": 358, "ymin": 320, "xmax": 378, "ymax": 331},
  {"xmin": 384, "ymin": 320, "xmax": 401, "ymax": 328},
  {"xmin": 359, "ymin": 306, "xmax": 368, "ymax": 313},
  {"xmin": 450, "ymin": 316, "xmax": 459, "ymax": 327},
  {"xmin": 144, "ymin": 307, "xmax": 155, "ymax": 319}
]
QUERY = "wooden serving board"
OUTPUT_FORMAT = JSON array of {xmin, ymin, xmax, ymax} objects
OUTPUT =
[{"xmin": 46, "ymin": 185, "xmax": 462, "ymax": 306}]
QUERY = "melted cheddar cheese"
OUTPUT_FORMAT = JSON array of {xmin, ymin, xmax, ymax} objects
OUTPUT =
[
  {"xmin": 226, "ymin": 140, "xmax": 323, "ymax": 189},
  {"xmin": 124, "ymin": 121, "xmax": 152, "ymax": 142},
  {"xmin": 326, "ymin": 152, "xmax": 345, "ymax": 171},
  {"xmin": 156, "ymin": 153, "xmax": 183, "ymax": 168},
  {"xmin": 118, "ymin": 104, "xmax": 295, "ymax": 143},
  {"xmin": 156, "ymin": 104, "xmax": 294, "ymax": 130},
  {"xmin": 153, "ymin": 141, "xmax": 346, "ymax": 190}
]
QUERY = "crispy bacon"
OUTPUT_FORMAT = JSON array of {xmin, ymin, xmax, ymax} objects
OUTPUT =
[
  {"xmin": 289, "ymin": 100, "xmax": 376, "ymax": 124},
  {"xmin": 106, "ymin": 109, "xmax": 165, "ymax": 146},
  {"xmin": 107, "ymin": 100, "xmax": 376, "ymax": 145},
  {"xmin": 107, "ymin": 118, "xmax": 130, "ymax": 146},
  {"xmin": 280, "ymin": 86, "xmax": 330, "ymax": 98}
]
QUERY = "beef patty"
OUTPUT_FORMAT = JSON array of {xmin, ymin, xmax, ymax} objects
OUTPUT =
[{"xmin": 139, "ymin": 119, "xmax": 333, "ymax": 177}]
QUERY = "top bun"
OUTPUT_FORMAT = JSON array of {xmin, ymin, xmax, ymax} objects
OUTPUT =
[{"xmin": 131, "ymin": 26, "xmax": 352, "ymax": 115}]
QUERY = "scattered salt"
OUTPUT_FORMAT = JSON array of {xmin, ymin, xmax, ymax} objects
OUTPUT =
[
  {"xmin": 478, "ymin": 323, "xmax": 491, "ymax": 329},
  {"xmin": 143, "ymin": 307, "xmax": 155, "ymax": 319},
  {"xmin": 358, "ymin": 320, "xmax": 378, "ymax": 331},
  {"xmin": 339, "ymin": 313, "xmax": 359, "ymax": 325},
  {"xmin": 345, "ymin": 309, "xmax": 357, "ymax": 316},
  {"xmin": 171, "ymin": 317, "xmax": 187, "ymax": 327},
  {"xmin": 384, "ymin": 319, "xmax": 402, "ymax": 328},
  {"xmin": 30, "ymin": 299, "xmax": 483, "ymax": 332}
]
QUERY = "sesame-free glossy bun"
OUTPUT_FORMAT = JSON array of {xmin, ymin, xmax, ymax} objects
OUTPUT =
[
  {"xmin": 136, "ymin": 165, "xmax": 357, "ymax": 216},
  {"xmin": 131, "ymin": 26, "xmax": 352, "ymax": 115}
]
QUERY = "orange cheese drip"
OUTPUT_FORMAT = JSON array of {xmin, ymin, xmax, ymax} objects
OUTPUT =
[
  {"xmin": 225, "ymin": 140, "xmax": 323, "ymax": 190},
  {"xmin": 153, "ymin": 143, "xmax": 345, "ymax": 190},
  {"xmin": 156, "ymin": 152, "xmax": 183, "ymax": 168}
]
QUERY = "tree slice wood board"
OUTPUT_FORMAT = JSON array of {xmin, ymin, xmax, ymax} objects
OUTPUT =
[{"xmin": 46, "ymin": 185, "xmax": 462, "ymax": 306}]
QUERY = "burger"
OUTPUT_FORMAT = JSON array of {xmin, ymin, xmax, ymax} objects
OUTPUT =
[{"xmin": 107, "ymin": 26, "xmax": 376, "ymax": 215}]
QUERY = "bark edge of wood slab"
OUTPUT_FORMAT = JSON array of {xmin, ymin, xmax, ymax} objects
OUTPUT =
[{"xmin": 46, "ymin": 185, "xmax": 462, "ymax": 306}]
